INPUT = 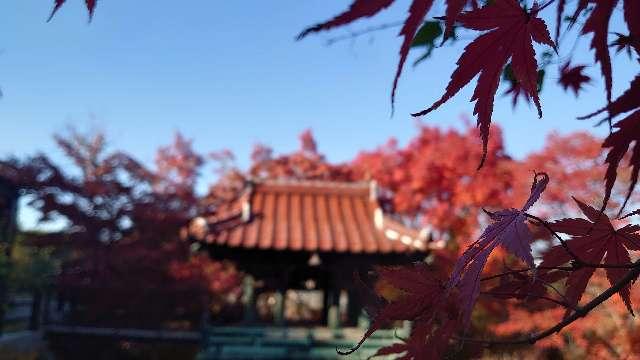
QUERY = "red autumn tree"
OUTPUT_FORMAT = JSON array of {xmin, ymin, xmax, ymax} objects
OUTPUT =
[
  {"xmin": 513, "ymin": 131, "xmax": 640, "ymax": 218},
  {"xmin": 33, "ymin": 0, "xmax": 640, "ymax": 357},
  {"xmin": 0, "ymin": 130, "xmax": 241, "ymax": 328},
  {"xmin": 351, "ymin": 122, "xmax": 515, "ymax": 244},
  {"xmin": 248, "ymin": 129, "xmax": 353, "ymax": 182}
]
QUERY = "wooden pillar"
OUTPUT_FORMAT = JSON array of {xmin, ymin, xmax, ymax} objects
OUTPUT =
[
  {"xmin": 347, "ymin": 288, "xmax": 361, "ymax": 327},
  {"xmin": 323, "ymin": 262, "xmax": 342, "ymax": 330},
  {"xmin": 241, "ymin": 275, "xmax": 257, "ymax": 324},
  {"xmin": 326, "ymin": 288, "xmax": 341, "ymax": 330},
  {"xmin": 273, "ymin": 291, "xmax": 285, "ymax": 326}
]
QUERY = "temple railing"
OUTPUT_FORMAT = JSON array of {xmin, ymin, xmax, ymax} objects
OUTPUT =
[{"xmin": 198, "ymin": 324, "xmax": 410, "ymax": 360}]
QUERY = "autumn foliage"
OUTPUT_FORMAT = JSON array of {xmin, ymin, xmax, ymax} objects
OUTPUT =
[
  {"xmin": 0, "ymin": 130, "xmax": 241, "ymax": 328},
  {"xmin": 16, "ymin": 0, "xmax": 640, "ymax": 358}
]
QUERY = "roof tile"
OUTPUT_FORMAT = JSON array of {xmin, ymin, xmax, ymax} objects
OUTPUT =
[{"xmin": 190, "ymin": 180, "xmax": 434, "ymax": 254}]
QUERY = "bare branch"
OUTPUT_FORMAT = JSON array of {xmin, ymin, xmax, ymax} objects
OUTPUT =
[
  {"xmin": 480, "ymin": 291, "xmax": 575, "ymax": 310},
  {"xmin": 325, "ymin": 21, "xmax": 405, "ymax": 46}
]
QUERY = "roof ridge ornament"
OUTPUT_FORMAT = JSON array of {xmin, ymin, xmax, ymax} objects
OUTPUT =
[
  {"xmin": 369, "ymin": 180, "xmax": 379, "ymax": 202},
  {"xmin": 241, "ymin": 180, "xmax": 255, "ymax": 222}
]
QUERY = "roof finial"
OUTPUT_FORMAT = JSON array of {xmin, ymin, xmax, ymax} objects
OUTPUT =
[
  {"xmin": 369, "ymin": 180, "xmax": 379, "ymax": 202},
  {"xmin": 241, "ymin": 180, "xmax": 255, "ymax": 222}
]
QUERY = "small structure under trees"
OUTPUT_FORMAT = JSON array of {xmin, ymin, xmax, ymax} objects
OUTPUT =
[{"xmin": 188, "ymin": 179, "xmax": 444, "ymax": 329}]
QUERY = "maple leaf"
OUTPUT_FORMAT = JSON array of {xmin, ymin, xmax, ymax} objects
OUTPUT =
[
  {"xmin": 558, "ymin": 62, "xmax": 591, "ymax": 97},
  {"xmin": 620, "ymin": 208, "xmax": 640, "ymax": 220},
  {"xmin": 296, "ymin": 0, "xmax": 395, "ymax": 40},
  {"xmin": 298, "ymin": 0, "xmax": 435, "ymax": 110},
  {"xmin": 369, "ymin": 317, "xmax": 458, "ymax": 359},
  {"xmin": 555, "ymin": 0, "xmax": 567, "ymax": 44},
  {"xmin": 579, "ymin": 0, "xmax": 617, "ymax": 103},
  {"xmin": 540, "ymin": 197, "xmax": 640, "ymax": 316},
  {"xmin": 447, "ymin": 172, "xmax": 549, "ymax": 327},
  {"xmin": 49, "ymin": 0, "xmax": 97, "ymax": 21},
  {"xmin": 610, "ymin": 32, "xmax": 640, "ymax": 58},
  {"xmin": 579, "ymin": 74, "xmax": 640, "ymax": 212},
  {"xmin": 487, "ymin": 270, "xmax": 567, "ymax": 304},
  {"xmin": 390, "ymin": 0, "xmax": 435, "ymax": 110},
  {"xmin": 412, "ymin": 0, "xmax": 555, "ymax": 168},
  {"xmin": 503, "ymin": 63, "xmax": 545, "ymax": 109},
  {"xmin": 622, "ymin": 0, "xmax": 640, "ymax": 56},
  {"xmin": 443, "ymin": 0, "xmax": 466, "ymax": 38},
  {"xmin": 339, "ymin": 263, "xmax": 447, "ymax": 356}
]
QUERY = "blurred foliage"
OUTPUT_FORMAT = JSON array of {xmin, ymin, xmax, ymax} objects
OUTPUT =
[{"xmin": 5, "ymin": 233, "xmax": 58, "ymax": 293}]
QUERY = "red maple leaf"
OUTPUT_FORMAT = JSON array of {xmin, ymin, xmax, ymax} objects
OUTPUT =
[
  {"xmin": 389, "ymin": 0, "xmax": 435, "ymax": 110},
  {"xmin": 297, "ymin": 1, "xmax": 479, "ymax": 110},
  {"xmin": 504, "ymin": 80, "xmax": 529, "ymax": 109},
  {"xmin": 412, "ymin": 0, "xmax": 555, "ymax": 168},
  {"xmin": 487, "ymin": 270, "xmax": 568, "ymax": 305},
  {"xmin": 503, "ymin": 63, "xmax": 545, "ymax": 109},
  {"xmin": 558, "ymin": 62, "xmax": 591, "ymax": 97},
  {"xmin": 443, "ymin": 0, "xmax": 467, "ymax": 38},
  {"xmin": 49, "ymin": 0, "xmax": 97, "ymax": 21},
  {"xmin": 447, "ymin": 172, "xmax": 549, "ymax": 326},
  {"xmin": 555, "ymin": 0, "xmax": 567, "ymax": 44},
  {"xmin": 579, "ymin": 74, "xmax": 640, "ymax": 212},
  {"xmin": 339, "ymin": 263, "xmax": 449, "ymax": 357},
  {"xmin": 540, "ymin": 197, "xmax": 640, "ymax": 315},
  {"xmin": 368, "ymin": 317, "xmax": 459, "ymax": 359},
  {"xmin": 579, "ymin": 0, "xmax": 617, "ymax": 103},
  {"xmin": 623, "ymin": 0, "xmax": 640, "ymax": 56},
  {"xmin": 296, "ymin": 0, "xmax": 394, "ymax": 39},
  {"xmin": 298, "ymin": 0, "xmax": 437, "ymax": 110},
  {"xmin": 610, "ymin": 32, "xmax": 640, "ymax": 58}
]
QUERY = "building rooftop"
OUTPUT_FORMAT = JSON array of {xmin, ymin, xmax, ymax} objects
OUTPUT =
[{"xmin": 188, "ymin": 179, "xmax": 444, "ymax": 254}]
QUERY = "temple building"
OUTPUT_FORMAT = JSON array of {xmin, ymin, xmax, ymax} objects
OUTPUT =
[{"xmin": 188, "ymin": 179, "xmax": 444, "ymax": 359}]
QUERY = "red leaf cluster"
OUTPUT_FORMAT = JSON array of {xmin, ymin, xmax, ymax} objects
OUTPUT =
[
  {"xmin": 343, "ymin": 263, "xmax": 460, "ymax": 359},
  {"xmin": 413, "ymin": 0, "xmax": 555, "ymax": 167},
  {"xmin": 247, "ymin": 129, "xmax": 353, "ymax": 181},
  {"xmin": 447, "ymin": 172, "xmax": 548, "ymax": 326},
  {"xmin": 0, "ymin": 129, "xmax": 242, "ymax": 327},
  {"xmin": 580, "ymin": 74, "xmax": 640, "ymax": 212},
  {"xmin": 351, "ymin": 123, "xmax": 514, "ymax": 242},
  {"xmin": 541, "ymin": 198, "xmax": 640, "ymax": 315}
]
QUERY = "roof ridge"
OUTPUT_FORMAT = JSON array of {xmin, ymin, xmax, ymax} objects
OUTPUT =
[{"xmin": 252, "ymin": 178, "xmax": 370, "ymax": 188}]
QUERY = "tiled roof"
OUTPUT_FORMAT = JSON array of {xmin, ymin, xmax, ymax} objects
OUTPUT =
[{"xmin": 188, "ymin": 179, "xmax": 444, "ymax": 254}]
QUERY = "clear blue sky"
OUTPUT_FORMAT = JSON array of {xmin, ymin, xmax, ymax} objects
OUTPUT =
[{"xmin": 0, "ymin": 1, "xmax": 636, "ymax": 193}]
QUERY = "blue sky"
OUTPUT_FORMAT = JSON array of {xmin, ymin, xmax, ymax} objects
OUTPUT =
[{"xmin": 0, "ymin": 1, "xmax": 636, "ymax": 217}]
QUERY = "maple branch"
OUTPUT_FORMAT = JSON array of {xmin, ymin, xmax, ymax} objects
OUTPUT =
[
  {"xmin": 524, "ymin": 213, "xmax": 582, "ymax": 261},
  {"xmin": 480, "ymin": 291, "xmax": 574, "ymax": 310},
  {"xmin": 458, "ymin": 259, "xmax": 640, "ymax": 346},
  {"xmin": 325, "ymin": 21, "xmax": 405, "ymax": 46},
  {"xmin": 480, "ymin": 265, "xmax": 571, "ymax": 282}
]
